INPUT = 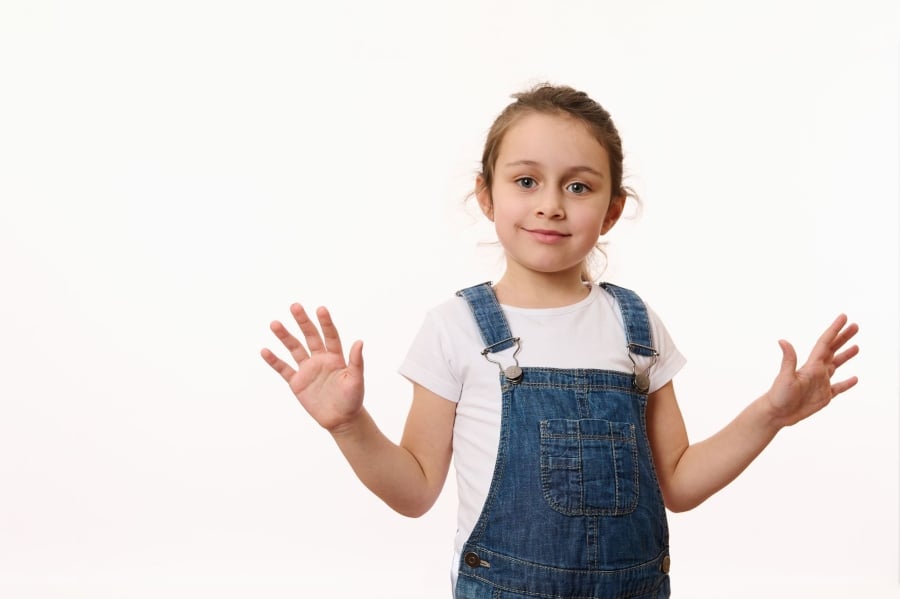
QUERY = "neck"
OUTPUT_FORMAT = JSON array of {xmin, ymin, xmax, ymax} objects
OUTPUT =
[{"xmin": 492, "ymin": 267, "xmax": 590, "ymax": 308}]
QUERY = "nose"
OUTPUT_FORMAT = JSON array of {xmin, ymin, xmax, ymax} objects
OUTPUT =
[{"xmin": 535, "ymin": 188, "xmax": 565, "ymax": 218}]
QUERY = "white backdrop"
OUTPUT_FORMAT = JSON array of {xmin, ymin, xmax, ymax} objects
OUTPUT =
[{"xmin": 1, "ymin": 1, "xmax": 898, "ymax": 597}]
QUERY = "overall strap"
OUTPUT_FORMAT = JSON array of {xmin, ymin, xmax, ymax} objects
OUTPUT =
[
  {"xmin": 457, "ymin": 281, "xmax": 657, "ymax": 355},
  {"xmin": 599, "ymin": 283, "xmax": 657, "ymax": 356},
  {"xmin": 455, "ymin": 282, "xmax": 518, "ymax": 353}
]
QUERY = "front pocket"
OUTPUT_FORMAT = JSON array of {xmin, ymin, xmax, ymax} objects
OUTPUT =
[{"xmin": 540, "ymin": 418, "xmax": 639, "ymax": 516}]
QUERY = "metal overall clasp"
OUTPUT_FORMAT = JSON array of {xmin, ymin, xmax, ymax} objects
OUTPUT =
[
  {"xmin": 627, "ymin": 342, "xmax": 659, "ymax": 393},
  {"xmin": 481, "ymin": 337, "xmax": 524, "ymax": 384}
]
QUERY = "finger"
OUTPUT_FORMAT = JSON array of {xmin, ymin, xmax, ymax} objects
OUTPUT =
[
  {"xmin": 811, "ymin": 314, "xmax": 848, "ymax": 353},
  {"xmin": 829, "ymin": 321, "xmax": 859, "ymax": 353},
  {"xmin": 810, "ymin": 314, "xmax": 858, "ymax": 357},
  {"xmin": 832, "ymin": 344, "xmax": 859, "ymax": 370},
  {"xmin": 260, "ymin": 348, "xmax": 297, "ymax": 384},
  {"xmin": 831, "ymin": 375, "xmax": 859, "ymax": 396},
  {"xmin": 348, "ymin": 339, "xmax": 364, "ymax": 373},
  {"xmin": 778, "ymin": 339, "xmax": 798, "ymax": 376},
  {"xmin": 316, "ymin": 306, "xmax": 345, "ymax": 356},
  {"xmin": 270, "ymin": 318, "xmax": 311, "ymax": 364},
  {"xmin": 291, "ymin": 303, "xmax": 327, "ymax": 354},
  {"xmin": 807, "ymin": 315, "xmax": 855, "ymax": 363}
]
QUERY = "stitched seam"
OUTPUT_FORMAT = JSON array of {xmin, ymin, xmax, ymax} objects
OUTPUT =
[
  {"xmin": 610, "ymin": 420, "xmax": 620, "ymax": 512},
  {"xmin": 539, "ymin": 418, "xmax": 640, "ymax": 517}
]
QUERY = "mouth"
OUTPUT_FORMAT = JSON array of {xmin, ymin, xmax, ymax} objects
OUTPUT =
[{"xmin": 523, "ymin": 228, "xmax": 570, "ymax": 243}]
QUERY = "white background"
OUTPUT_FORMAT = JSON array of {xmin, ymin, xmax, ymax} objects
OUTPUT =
[{"xmin": 1, "ymin": 1, "xmax": 898, "ymax": 597}]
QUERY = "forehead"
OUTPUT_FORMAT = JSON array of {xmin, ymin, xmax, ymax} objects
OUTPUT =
[{"xmin": 497, "ymin": 111, "xmax": 610, "ymax": 173}]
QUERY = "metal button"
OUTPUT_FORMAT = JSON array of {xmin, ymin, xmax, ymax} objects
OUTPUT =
[
  {"xmin": 634, "ymin": 371, "xmax": 650, "ymax": 393},
  {"xmin": 661, "ymin": 555, "xmax": 671, "ymax": 574},
  {"xmin": 504, "ymin": 365, "xmax": 523, "ymax": 383},
  {"xmin": 464, "ymin": 552, "xmax": 481, "ymax": 568}
]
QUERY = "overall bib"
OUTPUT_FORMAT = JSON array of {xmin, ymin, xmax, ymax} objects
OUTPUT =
[{"xmin": 454, "ymin": 283, "xmax": 671, "ymax": 599}]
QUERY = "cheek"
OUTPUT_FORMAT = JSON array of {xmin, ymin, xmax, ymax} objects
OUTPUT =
[
  {"xmin": 572, "ymin": 203, "xmax": 605, "ymax": 224},
  {"xmin": 488, "ymin": 199, "xmax": 516, "ymax": 223}
]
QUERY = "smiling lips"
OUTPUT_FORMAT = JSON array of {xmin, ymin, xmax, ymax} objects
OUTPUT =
[{"xmin": 523, "ymin": 228, "xmax": 570, "ymax": 244}]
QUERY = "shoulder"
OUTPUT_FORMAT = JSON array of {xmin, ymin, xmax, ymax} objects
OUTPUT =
[
  {"xmin": 412, "ymin": 288, "xmax": 486, "ymax": 350},
  {"xmin": 426, "ymin": 291, "xmax": 478, "ymax": 330},
  {"xmin": 596, "ymin": 282, "xmax": 662, "ymax": 319},
  {"xmin": 597, "ymin": 282, "xmax": 654, "ymax": 315},
  {"xmin": 400, "ymin": 288, "xmax": 489, "ymax": 402},
  {"xmin": 594, "ymin": 282, "xmax": 646, "ymax": 324},
  {"xmin": 596, "ymin": 282, "xmax": 678, "ymax": 345},
  {"xmin": 597, "ymin": 282, "xmax": 686, "ymax": 390}
]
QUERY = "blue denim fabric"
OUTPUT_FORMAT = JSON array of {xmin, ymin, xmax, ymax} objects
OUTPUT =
[{"xmin": 454, "ymin": 283, "xmax": 670, "ymax": 599}]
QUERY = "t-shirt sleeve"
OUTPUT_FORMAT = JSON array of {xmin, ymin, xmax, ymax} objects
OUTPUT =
[
  {"xmin": 398, "ymin": 309, "xmax": 462, "ymax": 403},
  {"xmin": 646, "ymin": 304, "xmax": 687, "ymax": 394}
]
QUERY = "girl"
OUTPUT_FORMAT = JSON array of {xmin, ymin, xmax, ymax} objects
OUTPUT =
[{"xmin": 260, "ymin": 84, "xmax": 859, "ymax": 599}]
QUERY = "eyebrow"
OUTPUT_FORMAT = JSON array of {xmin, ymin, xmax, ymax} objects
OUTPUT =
[{"xmin": 503, "ymin": 160, "xmax": 605, "ymax": 178}]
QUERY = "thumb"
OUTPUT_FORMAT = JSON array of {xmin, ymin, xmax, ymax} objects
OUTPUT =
[
  {"xmin": 777, "ymin": 339, "xmax": 798, "ymax": 377},
  {"xmin": 348, "ymin": 340, "xmax": 364, "ymax": 373}
]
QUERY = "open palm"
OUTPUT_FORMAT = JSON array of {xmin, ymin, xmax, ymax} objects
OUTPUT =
[
  {"xmin": 766, "ymin": 314, "xmax": 859, "ymax": 427},
  {"xmin": 261, "ymin": 304, "xmax": 365, "ymax": 432}
]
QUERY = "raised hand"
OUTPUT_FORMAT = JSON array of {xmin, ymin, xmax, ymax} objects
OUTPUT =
[
  {"xmin": 765, "ymin": 314, "xmax": 860, "ymax": 428},
  {"xmin": 261, "ymin": 304, "xmax": 365, "ymax": 432}
]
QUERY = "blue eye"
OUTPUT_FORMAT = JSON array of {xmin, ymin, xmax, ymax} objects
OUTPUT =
[
  {"xmin": 567, "ymin": 182, "xmax": 590, "ymax": 194},
  {"xmin": 516, "ymin": 177, "xmax": 536, "ymax": 189}
]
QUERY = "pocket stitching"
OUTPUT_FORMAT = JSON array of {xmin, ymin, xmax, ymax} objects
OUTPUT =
[{"xmin": 539, "ymin": 418, "xmax": 639, "ymax": 517}]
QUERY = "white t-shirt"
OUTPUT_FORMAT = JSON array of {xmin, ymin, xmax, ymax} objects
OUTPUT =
[{"xmin": 398, "ymin": 284, "xmax": 686, "ymax": 589}]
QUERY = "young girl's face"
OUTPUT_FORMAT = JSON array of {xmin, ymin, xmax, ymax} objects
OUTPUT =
[{"xmin": 477, "ymin": 111, "xmax": 624, "ymax": 282}]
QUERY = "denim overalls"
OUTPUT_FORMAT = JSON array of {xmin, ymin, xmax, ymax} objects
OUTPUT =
[{"xmin": 454, "ymin": 282, "xmax": 671, "ymax": 599}]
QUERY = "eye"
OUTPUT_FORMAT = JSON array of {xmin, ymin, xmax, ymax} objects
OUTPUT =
[
  {"xmin": 515, "ymin": 177, "xmax": 537, "ymax": 189},
  {"xmin": 566, "ymin": 182, "xmax": 591, "ymax": 194}
]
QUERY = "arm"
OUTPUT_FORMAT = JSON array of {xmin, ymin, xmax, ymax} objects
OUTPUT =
[
  {"xmin": 330, "ymin": 384, "xmax": 455, "ymax": 517},
  {"xmin": 261, "ymin": 304, "xmax": 455, "ymax": 518},
  {"xmin": 647, "ymin": 314, "xmax": 860, "ymax": 513}
]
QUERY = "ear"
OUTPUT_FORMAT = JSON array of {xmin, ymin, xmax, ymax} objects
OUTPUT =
[
  {"xmin": 600, "ymin": 194, "xmax": 626, "ymax": 235},
  {"xmin": 475, "ymin": 175, "xmax": 494, "ymax": 221}
]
